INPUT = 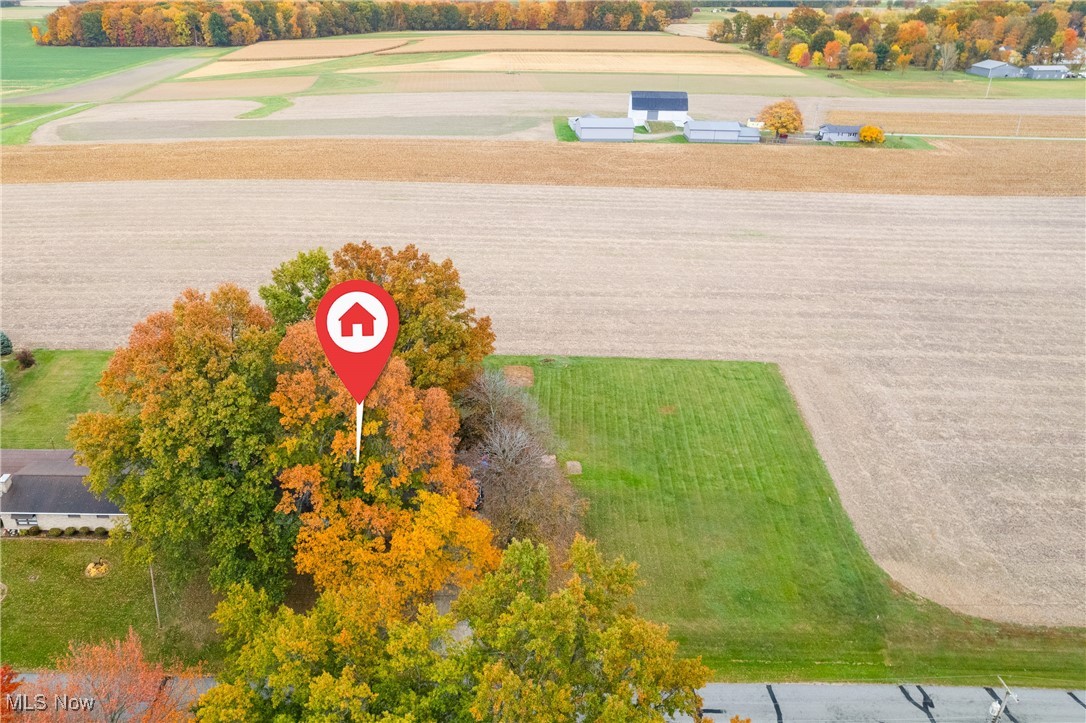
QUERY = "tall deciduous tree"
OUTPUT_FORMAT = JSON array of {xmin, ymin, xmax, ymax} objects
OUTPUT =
[
  {"xmin": 757, "ymin": 99, "xmax": 804, "ymax": 138},
  {"xmin": 31, "ymin": 629, "xmax": 200, "ymax": 722},
  {"xmin": 70, "ymin": 284, "xmax": 296, "ymax": 598},
  {"xmin": 272, "ymin": 325, "xmax": 498, "ymax": 614},
  {"xmin": 261, "ymin": 242, "xmax": 494, "ymax": 394},
  {"xmin": 197, "ymin": 538, "xmax": 710, "ymax": 723}
]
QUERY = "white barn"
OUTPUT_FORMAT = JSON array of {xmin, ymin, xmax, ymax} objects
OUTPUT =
[
  {"xmin": 684, "ymin": 120, "xmax": 761, "ymax": 143},
  {"xmin": 628, "ymin": 91, "xmax": 689, "ymax": 127},
  {"xmin": 0, "ymin": 450, "xmax": 126, "ymax": 533},
  {"xmin": 1024, "ymin": 64, "xmax": 1069, "ymax": 79},
  {"xmin": 966, "ymin": 59, "xmax": 1022, "ymax": 78},
  {"xmin": 568, "ymin": 115, "xmax": 635, "ymax": 142}
]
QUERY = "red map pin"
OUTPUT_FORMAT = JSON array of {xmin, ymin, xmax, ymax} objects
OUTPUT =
[{"xmin": 315, "ymin": 280, "xmax": 400, "ymax": 461}]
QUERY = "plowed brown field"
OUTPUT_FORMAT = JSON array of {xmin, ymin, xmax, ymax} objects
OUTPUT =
[
  {"xmin": 3, "ymin": 138, "xmax": 1083, "ymax": 196},
  {"xmin": 378, "ymin": 33, "xmax": 731, "ymax": 53},
  {"xmin": 222, "ymin": 37, "xmax": 408, "ymax": 60},
  {"xmin": 827, "ymin": 110, "xmax": 1086, "ymax": 138}
]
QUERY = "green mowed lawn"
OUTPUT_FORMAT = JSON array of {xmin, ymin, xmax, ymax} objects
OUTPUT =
[
  {"xmin": 488, "ymin": 356, "xmax": 1086, "ymax": 685},
  {"xmin": 0, "ymin": 19, "xmax": 198, "ymax": 96},
  {"xmin": 0, "ymin": 540, "xmax": 220, "ymax": 670},
  {"xmin": 1, "ymin": 350, "xmax": 111, "ymax": 448}
]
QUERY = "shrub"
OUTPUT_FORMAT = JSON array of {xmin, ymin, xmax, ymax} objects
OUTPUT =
[
  {"xmin": 14, "ymin": 348, "xmax": 35, "ymax": 370},
  {"xmin": 26, "ymin": 525, "xmax": 41, "ymax": 536},
  {"xmin": 78, "ymin": 526, "xmax": 92, "ymax": 536},
  {"xmin": 46, "ymin": 528, "xmax": 64, "ymax": 537},
  {"xmin": 64, "ymin": 527, "xmax": 78, "ymax": 536},
  {"xmin": 0, "ymin": 332, "xmax": 11, "ymax": 356},
  {"xmin": 0, "ymin": 369, "xmax": 9, "ymax": 404},
  {"xmin": 94, "ymin": 527, "xmax": 109, "ymax": 537},
  {"xmin": 859, "ymin": 125, "xmax": 886, "ymax": 144}
]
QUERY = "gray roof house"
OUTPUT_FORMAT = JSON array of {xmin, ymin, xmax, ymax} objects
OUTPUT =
[
  {"xmin": 683, "ymin": 120, "xmax": 761, "ymax": 144},
  {"xmin": 816, "ymin": 124, "xmax": 862, "ymax": 143},
  {"xmin": 1024, "ymin": 64, "xmax": 1069, "ymax": 79},
  {"xmin": 0, "ymin": 449, "xmax": 125, "ymax": 531},
  {"xmin": 966, "ymin": 59, "xmax": 1023, "ymax": 78},
  {"xmin": 568, "ymin": 114, "xmax": 635, "ymax": 142}
]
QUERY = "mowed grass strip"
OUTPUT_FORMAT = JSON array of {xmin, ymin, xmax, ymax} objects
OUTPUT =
[
  {"xmin": 0, "ymin": 540, "xmax": 220, "ymax": 670},
  {"xmin": 0, "ymin": 350, "xmax": 110, "ymax": 448},
  {"xmin": 488, "ymin": 356, "xmax": 1086, "ymax": 685}
]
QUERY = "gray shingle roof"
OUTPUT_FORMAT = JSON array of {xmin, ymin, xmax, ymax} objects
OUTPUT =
[
  {"xmin": 819, "ymin": 124, "xmax": 862, "ymax": 133},
  {"xmin": 0, "ymin": 475, "xmax": 122, "ymax": 516},
  {"xmin": 1026, "ymin": 64, "xmax": 1069, "ymax": 71},
  {"xmin": 686, "ymin": 120, "xmax": 744, "ymax": 131},
  {"xmin": 630, "ymin": 91, "xmax": 689, "ymax": 111},
  {"xmin": 972, "ymin": 59, "xmax": 1009, "ymax": 69}
]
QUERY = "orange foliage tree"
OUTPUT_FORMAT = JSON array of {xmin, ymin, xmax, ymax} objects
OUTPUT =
[
  {"xmin": 271, "ymin": 323, "xmax": 498, "ymax": 615},
  {"xmin": 30, "ymin": 630, "xmax": 200, "ymax": 722}
]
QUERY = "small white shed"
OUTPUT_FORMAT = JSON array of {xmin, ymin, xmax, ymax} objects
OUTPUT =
[
  {"xmin": 684, "ymin": 120, "xmax": 761, "ymax": 144},
  {"xmin": 568, "ymin": 115, "xmax": 635, "ymax": 142}
]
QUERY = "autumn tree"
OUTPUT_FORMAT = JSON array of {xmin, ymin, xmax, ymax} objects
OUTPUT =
[
  {"xmin": 823, "ymin": 39, "xmax": 843, "ymax": 68},
  {"xmin": 859, "ymin": 125, "xmax": 885, "ymax": 144},
  {"xmin": 847, "ymin": 42, "xmax": 876, "ymax": 72},
  {"xmin": 30, "ymin": 629, "xmax": 200, "ymax": 722},
  {"xmin": 272, "ymin": 324, "xmax": 498, "ymax": 614},
  {"xmin": 896, "ymin": 50, "xmax": 913, "ymax": 74},
  {"xmin": 756, "ymin": 99, "xmax": 804, "ymax": 139},
  {"xmin": 787, "ymin": 41, "xmax": 809, "ymax": 65},
  {"xmin": 457, "ymin": 537, "xmax": 711, "ymax": 722},
  {"xmin": 198, "ymin": 537, "xmax": 710, "ymax": 722},
  {"xmin": 70, "ymin": 284, "xmax": 296, "ymax": 598},
  {"xmin": 0, "ymin": 664, "xmax": 20, "ymax": 713},
  {"xmin": 261, "ymin": 242, "xmax": 494, "ymax": 394}
]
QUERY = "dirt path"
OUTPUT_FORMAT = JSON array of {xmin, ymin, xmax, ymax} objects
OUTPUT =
[
  {"xmin": 4, "ymin": 137, "xmax": 1083, "ymax": 196},
  {"xmin": 1, "ymin": 180, "xmax": 1082, "ymax": 627},
  {"xmin": 11, "ymin": 57, "xmax": 207, "ymax": 104}
]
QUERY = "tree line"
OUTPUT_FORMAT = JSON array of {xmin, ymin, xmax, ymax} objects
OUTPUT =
[
  {"xmin": 709, "ymin": 0, "xmax": 1085, "ymax": 73},
  {"xmin": 33, "ymin": 0, "xmax": 693, "ymax": 47},
  {"xmin": 46, "ymin": 242, "xmax": 712, "ymax": 721}
]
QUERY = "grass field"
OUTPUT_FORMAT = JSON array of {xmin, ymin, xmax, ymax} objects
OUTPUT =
[
  {"xmin": 487, "ymin": 356, "xmax": 1086, "ymax": 685},
  {"xmin": 0, "ymin": 20, "xmax": 198, "ymax": 96},
  {"xmin": 2, "ymin": 351, "xmax": 1083, "ymax": 681},
  {"xmin": 553, "ymin": 115, "xmax": 578, "ymax": 141},
  {"xmin": 0, "ymin": 350, "xmax": 110, "ymax": 448},
  {"xmin": 0, "ymin": 539, "xmax": 220, "ymax": 670}
]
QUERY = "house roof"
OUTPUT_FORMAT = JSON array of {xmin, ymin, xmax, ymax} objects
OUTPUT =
[
  {"xmin": 686, "ymin": 120, "xmax": 743, "ymax": 131},
  {"xmin": 971, "ymin": 59, "xmax": 1009, "ymax": 69},
  {"xmin": 1026, "ymin": 64, "xmax": 1068, "ymax": 71},
  {"xmin": 0, "ymin": 475, "xmax": 122, "ymax": 516},
  {"xmin": 819, "ymin": 124, "xmax": 862, "ymax": 133},
  {"xmin": 630, "ymin": 90, "xmax": 689, "ymax": 111}
]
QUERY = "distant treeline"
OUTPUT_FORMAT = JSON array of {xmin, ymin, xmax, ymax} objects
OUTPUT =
[{"xmin": 34, "ymin": 0, "xmax": 694, "ymax": 46}]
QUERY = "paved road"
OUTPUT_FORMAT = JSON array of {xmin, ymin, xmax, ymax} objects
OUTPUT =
[
  {"xmin": 682, "ymin": 683, "xmax": 1086, "ymax": 722},
  {"xmin": 1, "ymin": 181, "xmax": 1082, "ymax": 627}
]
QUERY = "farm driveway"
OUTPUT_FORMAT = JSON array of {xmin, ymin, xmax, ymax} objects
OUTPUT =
[{"xmin": 2, "ymin": 181, "xmax": 1082, "ymax": 628}]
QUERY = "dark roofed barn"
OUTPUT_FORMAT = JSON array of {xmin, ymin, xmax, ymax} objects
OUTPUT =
[{"xmin": 628, "ymin": 91, "xmax": 690, "ymax": 127}]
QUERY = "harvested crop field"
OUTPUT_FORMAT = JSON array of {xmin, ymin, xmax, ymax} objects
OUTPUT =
[
  {"xmin": 126, "ymin": 76, "xmax": 317, "ymax": 101},
  {"xmin": 828, "ymin": 110, "xmax": 1086, "ymax": 138},
  {"xmin": 348, "ymin": 51, "xmax": 799, "ymax": 76},
  {"xmin": 379, "ymin": 33, "xmax": 731, "ymax": 53},
  {"xmin": 5, "ymin": 138, "xmax": 1083, "ymax": 196},
  {"xmin": 181, "ymin": 59, "xmax": 329, "ymax": 79},
  {"xmin": 223, "ymin": 37, "xmax": 407, "ymax": 60},
  {"xmin": 2, "ymin": 181, "xmax": 1082, "ymax": 628}
]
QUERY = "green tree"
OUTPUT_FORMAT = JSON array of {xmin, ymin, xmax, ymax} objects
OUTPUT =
[
  {"xmin": 810, "ymin": 26, "xmax": 835, "ymax": 53},
  {"xmin": 207, "ymin": 11, "xmax": 230, "ymax": 45},
  {"xmin": 0, "ymin": 331, "xmax": 11, "ymax": 356},
  {"xmin": 197, "ymin": 537, "xmax": 710, "ymax": 723},
  {"xmin": 745, "ymin": 14, "xmax": 774, "ymax": 50},
  {"xmin": 257, "ymin": 247, "xmax": 330, "ymax": 330},
  {"xmin": 0, "ymin": 368, "xmax": 10, "ymax": 404},
  {"xmin": 69, "ymin": 285, "xmax": 296, "ymax": 598}
]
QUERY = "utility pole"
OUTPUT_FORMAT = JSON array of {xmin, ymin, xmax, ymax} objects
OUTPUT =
[
  {"xmin": 149, "ymin": 564, "xmax": 162, "ymax": 629},
  {"xmin": 986, "ymin": 677, "xmax": 1019, "ymax": 723}
]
